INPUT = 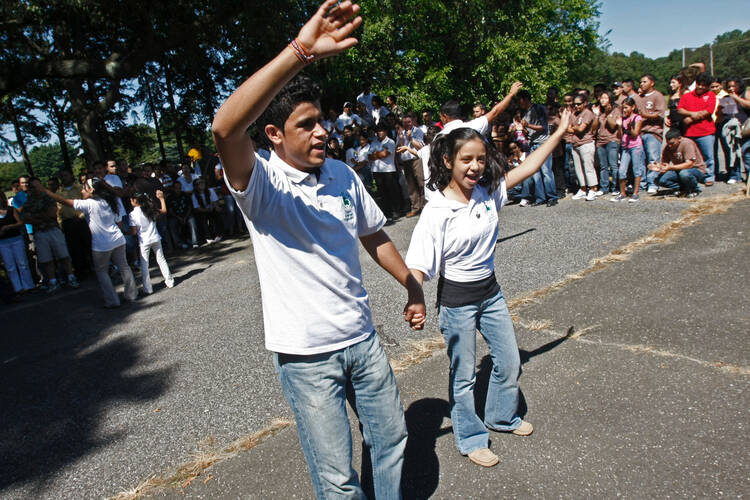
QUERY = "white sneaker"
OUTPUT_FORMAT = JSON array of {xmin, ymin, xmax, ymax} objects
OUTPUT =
[
  {"xmin": 165, "ymin": 278, "xmax": 175, "ymax": 288},
  {"xmin": 611, "ymin": 191, "xmax": 620, "ymax": 196},
  {"xmin": 647, "ymin": 186, "xmax": 658, "ymax": 194},
  {"xmin": 727, "ymin": 179, "xmax": 738, "ymax": 185},
  {"xmin": 593, "ymin": 190, "xmax": 604, "ymax": 197},
  {"xmin": 585, "ymin": 190, "xmax": 596, "ymax": 201},
  {"xmin": 571, "ymin": 189, "xmax": 587, "ymax": 200},
  {"xmin": 519, "ymin": 199, "xmax": 530, "ymax": 207}
]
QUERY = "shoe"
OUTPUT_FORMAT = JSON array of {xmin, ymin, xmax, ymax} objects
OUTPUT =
[
  {"xmin": 546, "ymin": 199, "xmax": 558, "ymax": 207},
  {"xmin": 405, "ymin": 210, "xmax": 419, "ymax": 218},
  {"xmin": 585, "ymin": 190, "xmax": 596, "ymax": 201},
  {"xmin": 68, "ymin": 276, "xmax": 80, "ymax": 289},
  {"xmin": 704, "ymin": 180, "xmax": 714, "ymax": 186},
  {"xmin": 532, "ymin": 200, "xmax": 546, "ymax": 206},
  {"xmin": 46, "ymin": 281, "xmax": 61, "ymax": 294},
  {"xmin": 192, "ymin": 244, "xmax": 200, "ymax": 249},
  {"xmin": 213, "ymin": 235, "xmax": 223, "ymax": 243},
  {"xmin": 687, "ymin": 191, "xmax": 701, "ymax": 198},
  {"xmin": 611, "ymin": 194, "xmax": 628, "ymax": 202},
  {"xmin": 165, "ymin": 279, "xmax": 175, "ymax": 288},
  {"xmin": 511, "ymin": 420, "xmax": 534, "ymax": 436},
  {"xmin": 727, "ymin": 179, "xmax": 738, "ymax": 185},
  {"xmin": 571, "ymin": 189, "xmax": 586, "ymax": 200},
  {"xmin": 519, "ymin": 199, "xmax": 530, "ymax": 207},
  {"xmin": 611, "ymin": 191, "xmax": 620, "ymax": 196},
  {"xmin": 647, "ymin": 186, "xmax": 658, "ymax": 194},
  {"xmin": 468, "ymin": 448, "xmax": 499, "ymax": 467},
  {"xmin": 593, "ymin": 190, "xmax": 604, "ymax": 197},
  {"xmin": 628, "ymin": 194, "xmax": 640, "ymax": 203}
]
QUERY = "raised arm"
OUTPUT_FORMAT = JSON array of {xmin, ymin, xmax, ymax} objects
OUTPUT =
[
  {"xmin": 39, "ymin": 183, "xmax": 75, "ymax": 208},
  {"xmin": 485, "ymin": 82, "xmax": 523, "ymax": 124},
  {"xmin": 505, "ymin": 110, "xmax": 571, "ymax": 189},
  {"xmin": 211, "ymin": 0, "xmax": 362, "ymax": 192},
  {"xmin": 360, "ymin": 229, "xmax": 426, "ymax": 330}
]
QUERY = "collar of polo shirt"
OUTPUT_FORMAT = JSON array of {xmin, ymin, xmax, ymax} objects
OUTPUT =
[{"xmin": 270, "ymin": 151, "xmax": 327, "ymax": 184}]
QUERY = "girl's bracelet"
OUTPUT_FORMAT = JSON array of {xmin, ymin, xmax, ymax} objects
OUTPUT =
[{"xmin": 289, "ymin": 38, "xmax": 315, "ymax": 65}]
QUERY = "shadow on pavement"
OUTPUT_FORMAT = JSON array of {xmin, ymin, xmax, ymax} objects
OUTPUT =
[
  {"xmin": 0, "ymin": 289, "xmax": 174, "ymax": 495},
  {"xmin": 401, "ymin": 398, "xmax": 451, "ymax": 500}
]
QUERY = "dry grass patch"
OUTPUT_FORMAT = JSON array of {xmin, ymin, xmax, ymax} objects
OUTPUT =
[
  {"xmin": 390, "ymin": 334, "xmax": 446, "ymax": 374},
  {"xmin": 109, "ymin": 419, "xmax": 293, "ymax": 500}
]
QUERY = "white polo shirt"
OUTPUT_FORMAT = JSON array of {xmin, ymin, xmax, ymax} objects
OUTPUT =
[
  {"xmin": 406, "ymin": 179, "xmax": 507, "ymax": 283},
  {"xmin": 424, "ymin": 116, "xmax": 490, "ymax": 201},
  {"xmin": 370, "ymin": 137, "xmax": 396, "ymax": 173},
  {"xmin": 227, "ymin": 151, "xmax": 386, "ymax": 355}
]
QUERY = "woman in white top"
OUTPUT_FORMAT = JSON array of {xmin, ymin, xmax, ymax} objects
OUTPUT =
[
  {"xmin": 129, "ymin": 191, "xmax": 174, "ymax": 294},
  {"xmin": 405, "ymin": 110, "xmax": 571, "ymax": 467},
  {"xmin": 43, "ymin": 178, "xmax": 136, "ymax": 308}
]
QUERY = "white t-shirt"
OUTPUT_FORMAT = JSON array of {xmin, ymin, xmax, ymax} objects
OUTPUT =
[
  {"xmin": 73, "ymin": 198, "xmax": 126, "ymax": 252},
  {"xmin": 128, "ymin": 205, "xmax": 161, "ymax": 247},
  {"xmin": 370, "ymin": 137, "xmax": 396, "ymax": 173},
  {"xmin": 227, "ymin": 151, "xmax": 385, "ymax": 355},
  {"xmin": 406, "ymin": 179, "xmax": 508, "ymax": 283},
  {"xmin": 104, "ymin": 174, "xmax": 127, "ymax": 217},
  {"xmin": 335, "ymin": 112, "xmax": 362, "ymax": 133},
  {"xmin": 345, "ymin": 147, "xmax": 358, "ymax": 168},
  {"xmin": 357, "ymin": 91, "xmax": 375, "ymax": 115},
  {"xmin": 177, "ymin": 175, "xmax": 196, "ymax": 194},
  {"xmin": 191, "ymin": 189, "xmax": 219, "ymax": 208},
  {"xmin": 424, "ymin": 116, "xmax": 490, "ymax": 201},
  {"xmin": 397, "ymin": 126, "xmax": 425, "ymax": 161},
  {"xmin": 372, "ymin": 106, "xmax": 390, "ymax": 125}
]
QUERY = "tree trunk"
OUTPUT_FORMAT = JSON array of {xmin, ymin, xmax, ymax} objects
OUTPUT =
[
  {"xmin": 6, "ymin": 99, "xmax": 34, "ymax": 177},
  {"xmin": 64, "ymin": 79, "xmax": 106, "ymax": 166},
  {"xmin": 164, "ymin": 66, "xmax": 185, "ymax": 160},
  {"xmin": 50, "ymin": 103, "xmax": 72, "ymax": 171},
  {"xmin": 143, "ymin": 75, "xmax": 166, "ymax": 162}
]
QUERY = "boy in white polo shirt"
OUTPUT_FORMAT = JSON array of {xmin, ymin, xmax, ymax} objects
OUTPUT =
[{"xmin": 211, "ymin": 2, "xmax": 426, "ymax": 498}]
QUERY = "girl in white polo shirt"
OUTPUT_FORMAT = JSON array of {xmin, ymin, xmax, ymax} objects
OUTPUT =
[
  {"xmin": 129, "ymin": 191, "xmax": 174, "ymax": 294},
  {"xmin": 405, "ymin": 110, "xmax": 570, "ymax": 468}
]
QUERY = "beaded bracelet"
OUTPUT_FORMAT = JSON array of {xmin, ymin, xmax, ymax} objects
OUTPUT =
[{"xmin": 289, "ymin": 38, "xmax": 315, "ymax": 65}]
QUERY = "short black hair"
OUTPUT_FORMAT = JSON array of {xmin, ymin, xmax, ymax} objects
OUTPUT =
[
  {"xmin": 641, "ymin": 73, "xmax": 656, "ymax": 83},
  {"xmin": 258, "ymin": 74, "xmax": 321, "ymax": 130},
  {"xmin": 665, "ymin": 128, "xmax": 681, "ymax": 141},
  {"xmin": 517, "ymin": 90, "xmax": 532, "ymax": 101},
  {"xmin": 439, "ymin": 100, "xmax": 462, "ymax": 119},
  {"xmin": 695, "ymin": 72, "xmax": 713, "ymax": 87}
]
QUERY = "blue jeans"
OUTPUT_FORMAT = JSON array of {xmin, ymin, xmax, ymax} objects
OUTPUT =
[
  {"xmin": 596, "ymin": 141, "xmax": 620, "ymax": 192},
  {"xmin": 642, "ymin": 133, "xmax": 663, "ymax": 189},
  {"xmin": 742, "ymin": 139, "xmax": 750, "ymax": 180},
  {"xmin": 655, "ymin": 168, "xmax": 707, "ymax": 193},
  {"xmin": 439, "ymin": 289, "xmax": 522, "ymax": 455},
  {"xmin": 692, "ymin": 134, "xmax": 715, "ymax": 183},
  {"xmin": 520, "ymin": 143, "xmax": 558, "ymax": 202},
  {"xmin": 619, "ymin": 145, "xmax": 646, "ymax": 180},
  {"xmin": 274, "ymin": 331, "xmax": 407, "ymax": 500},
  {"xmin": 564, "ymin": 142, "xmax": 576, "ymax": 191}
]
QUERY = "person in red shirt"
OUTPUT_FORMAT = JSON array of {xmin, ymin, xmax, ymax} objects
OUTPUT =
[{"xmin": 677, "ymin": 72, "xmax": 717, "ymax": 185}]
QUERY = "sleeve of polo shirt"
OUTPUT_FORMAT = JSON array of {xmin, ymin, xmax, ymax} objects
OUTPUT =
[
  {"xmin": 405, "ymin": 210, "xmax": 443, "ymax": 281},
  {"xmin": 468, "ymin": 116, "xmax": 489, "ymax": 136},
  {"xmin": 222, "ymin": 152, "xmax": 271, "ymax": 221},
  {"xmin": 353, "ymin": 173, "xmax": 386, "ymax": 236},
  {"xmin": 492, "ymin": 178, "xmax": 509, "ymax": 210},
  {"xmin": 72, "ymin": 199, "xmax": 91, "ymax": 216}
]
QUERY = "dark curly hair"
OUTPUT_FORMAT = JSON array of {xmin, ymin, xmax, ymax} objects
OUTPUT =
[
  {"xmin": 257, "ymin": 74, "xmax": 322, "ymax": 131},
  {"xmin": 427, "ymin": 128, "xmax": 507, "ymax": 194}
]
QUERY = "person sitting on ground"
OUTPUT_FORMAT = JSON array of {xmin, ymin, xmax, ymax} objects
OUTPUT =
[{"xmin": 652, "ymin": 129, "xmax": 707, "ymax": 198}]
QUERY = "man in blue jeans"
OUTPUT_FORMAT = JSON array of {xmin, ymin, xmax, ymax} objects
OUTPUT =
[
  {"xmin": 518, "ymin": 90, "xmax": 559, "ymax": 207},
  {"xmin": 654, "ymin": 129, "xmax": 708, "ymax": 197},
  {"xmin": 211, "ymin": 2, "xmax": 426, "ymax": 498},
  {"xmin": 677, "ymin": 72, "xmax": 717, "ymax": 185}
]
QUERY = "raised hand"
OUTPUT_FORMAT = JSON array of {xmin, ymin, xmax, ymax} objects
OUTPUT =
[
  {"xmin": 558, "ymin": 109, "xmax": 572, "ymax": 131},
  {"xmin": 296, "ymin": 0, "xmax": 362, "ymax": 61},
  {"xmin": 509, "ymin": 81, "xmax": 523, "ymax": 95}
]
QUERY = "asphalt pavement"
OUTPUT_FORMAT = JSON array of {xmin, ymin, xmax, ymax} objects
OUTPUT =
[{"xmin": 1, "ymin": 184, "xmax": 747, "ymax": 499}]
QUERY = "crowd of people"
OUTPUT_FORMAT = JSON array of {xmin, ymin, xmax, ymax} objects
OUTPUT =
[
  {"xmin": 0, "ymin": 152, "xmax": 247, "ymax": 305},
  {"xmin": 2, "ymin": 0, "xmax": 749, "ymax": 496}
]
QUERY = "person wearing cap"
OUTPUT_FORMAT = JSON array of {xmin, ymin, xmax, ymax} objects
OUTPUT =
[{"xmin": 335, "ymin": 101, "xmax": 362, "ymax": 134}]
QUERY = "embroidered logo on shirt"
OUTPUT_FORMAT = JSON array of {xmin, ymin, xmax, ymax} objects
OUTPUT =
[{"xmin": 340, "ymin": 193, "xmax": 354, "ymax": 222}]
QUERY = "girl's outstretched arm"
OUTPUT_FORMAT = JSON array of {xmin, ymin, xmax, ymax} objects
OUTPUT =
[{"xmin": 505, "ymin": 110, "xmax": 571, "ymax": 189}]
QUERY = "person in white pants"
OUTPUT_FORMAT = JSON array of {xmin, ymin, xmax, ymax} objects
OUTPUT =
[{"xmin": 129, "ymin": 190, "xmax": 174, "ymax": 294}]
